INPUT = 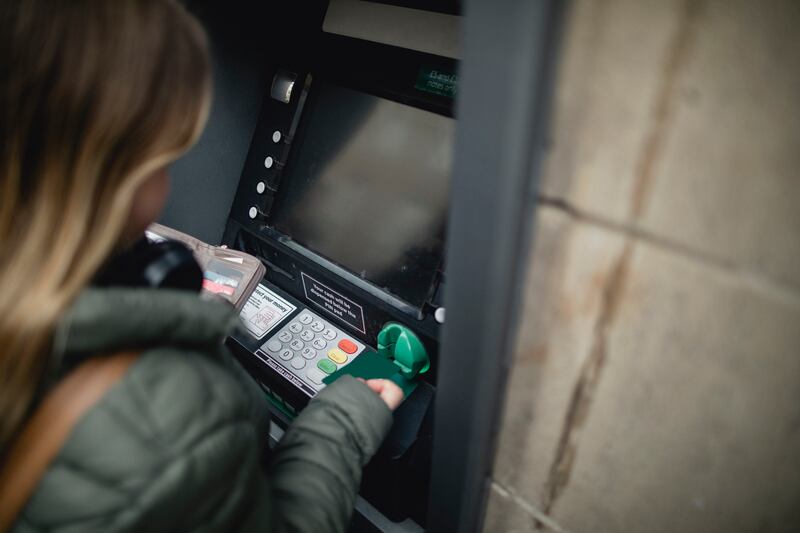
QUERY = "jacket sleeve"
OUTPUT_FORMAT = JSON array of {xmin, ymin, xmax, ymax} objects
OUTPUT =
[{"xmin": 265, "ymin": 375, "xmax": 393, "ymax": 533}]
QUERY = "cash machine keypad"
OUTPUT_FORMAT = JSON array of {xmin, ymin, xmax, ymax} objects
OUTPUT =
[{"xmin": 256, "ymin": 308, "xmax": 366, "ymax": 397}]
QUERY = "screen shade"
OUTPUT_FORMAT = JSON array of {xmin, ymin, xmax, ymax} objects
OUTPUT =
[{"xmin": 270, "ymin": 82, "xmax": 454, "ymax": 308}]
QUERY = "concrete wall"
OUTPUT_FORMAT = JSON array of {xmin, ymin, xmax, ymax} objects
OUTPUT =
[{"xmin": 485, "ymin": 0, "xmax": 800, "ymax": 531}]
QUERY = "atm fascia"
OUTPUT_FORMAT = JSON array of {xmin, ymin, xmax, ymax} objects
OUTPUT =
[{"xmin": 219, "ymin": 6, "xmax": 458, "ymax": 526}]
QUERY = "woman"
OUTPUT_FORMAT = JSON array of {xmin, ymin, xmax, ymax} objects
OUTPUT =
[{"xmin": 0, "ymin": 1, "xmax": 403, "ymax": 531}]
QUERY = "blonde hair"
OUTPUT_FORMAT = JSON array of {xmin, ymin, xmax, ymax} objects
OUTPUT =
[{"xmin": 0, "ymin": 0, "xmax": 211, "ymax": 458}]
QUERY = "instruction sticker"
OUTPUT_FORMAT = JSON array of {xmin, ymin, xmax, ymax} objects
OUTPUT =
[
  {"xmin": 239, "ymin": 284, "xmax": 296, "ymax": 340},
  {"xmin": 301, "ymin": 273, "xmax": 366, "ymax": 334}
]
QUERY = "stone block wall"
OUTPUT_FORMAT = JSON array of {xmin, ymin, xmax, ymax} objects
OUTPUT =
[{"xmin": 484, "ymin": 0, "xmax": 800, "ymax": 531}]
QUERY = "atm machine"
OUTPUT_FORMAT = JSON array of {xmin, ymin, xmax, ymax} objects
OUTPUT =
[
  {"xmin": 166, "ymin": 1, "xmax": 561, "ymax": 531},
  {"xmin": 221, "ymin": 2, "xmax": 458, "ymax": 527}
]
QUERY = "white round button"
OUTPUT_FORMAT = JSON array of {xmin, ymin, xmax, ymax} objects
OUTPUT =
[
  {"xmin": 256, "ymin": 181, "xmax": 266, "ymax": 194},
  {"xmin": 312, "ymin": 338, "xmax": 327, "ymax": 350},
  {"xmin": 272, "ymin": 130, "xmax": 282, "ymax": 143},
  {"xmin": 264, "ymin": 156, "xmax": 274, "ymax": 168},
  {"xmin": 290, "ymin": 357, "xmax": 306, "ymax": 370},
  {"xmin": 434, "ymin": 307, "xmax": 446, "ymax": 324},
  {"xmin": 298, "ymin": 313, "xmax": 313, "ymax": 324},
  {"xmin": 279, "ymin": 349, "xmax": 293, "ymax": 361},
  {"xmin": 306, "ymin": 367, "xmax": 325, "ymax": 385},
  {"xmin": 248, "ymin": 207, "xmax": 258, "ymax": 219},
  {"xmin": 266, "ymin": 340, "xmax": 281, "ymax": 352}
]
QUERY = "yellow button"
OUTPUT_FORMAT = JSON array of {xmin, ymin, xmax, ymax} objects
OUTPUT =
[{"xmin": 327, "ymin": 348, "xmax": 348, "ymax": 365}]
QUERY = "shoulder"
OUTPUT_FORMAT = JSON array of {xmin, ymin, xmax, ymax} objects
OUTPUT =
[
  {"xmin": 107, "ymin": 347, "xmax": 263, "ymax": 447},
  {"xmin": 18, "ymin": 347, "xmax": 268, "ymax": 532}
]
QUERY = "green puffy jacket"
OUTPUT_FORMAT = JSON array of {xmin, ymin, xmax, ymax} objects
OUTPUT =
[{"xmin": 13, "ymin": 288, "xmax": 393, "ymax": 532}]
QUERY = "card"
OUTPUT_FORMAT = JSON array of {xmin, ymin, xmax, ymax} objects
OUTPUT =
[
  {"xmin": 322, "ymin": 349, "xmax": 419, "ymax": 398},
  {"xmin": 203, "ymin": 259, "xmax": 244, "ymax": 297}
]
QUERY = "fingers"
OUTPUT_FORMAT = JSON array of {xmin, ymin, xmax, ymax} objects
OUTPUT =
[
  {"xmin": 363, "ymin": 379, "xmax": 385, "ymax": 394},
  {"xmin": 363, "ymin": 378, "xmax": 404, "ymax": 411}
]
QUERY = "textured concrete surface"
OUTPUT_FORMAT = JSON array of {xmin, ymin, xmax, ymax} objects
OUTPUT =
[
  {"xmin": 539, "ymin": 0, "xmax": 683, "ymax": 224},
  {"xmin": 550, "ymin": 242, "xmax": 800, "ymax": 533},
  {"xmin": 485, "ymin": 0, "xmax": 800, "ymax": 531},
  {"xmin": 485, "ymin": 483, "xmax": 564, "ymax": 533},
  {"xmin": 640, "ymin": 0, "xmax": 800, "ymax": 290},
  {"xmin": 492, "ymin": 207, "xmax": 626, "ymax": 507},
  {"xmin": 484, "ymin": 484, "xmax": 540, "ymax": 533}
]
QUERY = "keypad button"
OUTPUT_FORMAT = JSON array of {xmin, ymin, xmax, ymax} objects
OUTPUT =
[
  {"xmin": 290, "ymin": 357, "xmax": 306, "ymax": 370},
  {"xmin": 289, "ymin": 322, "xmax": 303, "ymax": 333},
  {"xmin": 322, "ymin": 328, "xmax": 337, "ymax": 340},
  {"xmin": 306, "ymin": 367, "xmax": 326, "ymax": 385},
  {"xmin": 338, "ymin": 339, "xmax": 357, "ymax": 354},
  {"xmin": 266, "ymin": 340, "xmax": 282, "ymax": 353},
  {"xmin": 310, "ymin": 321, "xmax": 324, "ymax": 332},
  {"xmin": 278, "ymin": 331, "xmax": 292, "ymax": 342},
  {"xmin": 317, "ymin": 359, "xmax": 336, "ymax": 374},
  {"xmin": 279, "ymin": 349, "xmax": 293, "ymax": 361},
  {"xmin": 327, "ymin": 348, "xmax": 348, "ymax": 365},
  {"xmin": 312, "ymin": 338, "xmax": 327, "ymax": 350},
  {"xmin": 298, "ymin": 313, "xmax": 313, "ymax": 324},
  {"xmin": 289, "ymin": 339, "xmax": 304, "ymax": 351},
  {"xmin": 301, "ymin": 347, "xmax": 317, "ymax": 359},
  {"xmin": 300, "ymin": 330, "xmax": 314, "ymax": 341}
]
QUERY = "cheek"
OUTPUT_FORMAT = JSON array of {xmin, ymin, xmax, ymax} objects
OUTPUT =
[
  {"xmin": 144, "ymin": 169, "xmax": 170, "ymax": 217},
  {"xmin": 127, "ymin": 168, "xmax": 171, "ymax": 237}
]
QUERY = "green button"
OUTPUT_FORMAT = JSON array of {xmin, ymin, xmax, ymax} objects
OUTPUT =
[{"xmin": 317, "ymin": 359, "xmax": 337, "ymax": 374}]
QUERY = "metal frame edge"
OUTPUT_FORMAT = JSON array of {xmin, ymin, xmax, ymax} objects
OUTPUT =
[{"xmin": 427, "ymin": 0, "xmax": 567, "ymax": 531}]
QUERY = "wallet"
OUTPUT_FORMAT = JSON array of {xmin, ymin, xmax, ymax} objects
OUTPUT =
[{"xmin": 146, "ymin": 223, "xmax": 266, "ymax": 310}]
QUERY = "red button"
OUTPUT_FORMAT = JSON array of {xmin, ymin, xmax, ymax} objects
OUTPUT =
[{"xmin": 338, "ymin": 339, "xmax": 357, "ymax": 354}]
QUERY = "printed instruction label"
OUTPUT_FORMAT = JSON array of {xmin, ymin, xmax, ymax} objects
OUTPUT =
[
  {"xmin": 254, "ymin": 351, "xmax": 317, "ymax": 398},
  {"xmin": 301, "ymin": 272, "xmax": 366, "ymax": 334},
  {"xmin": 239, "ymin": 284, "xmax": 296, "ymax": 340}
]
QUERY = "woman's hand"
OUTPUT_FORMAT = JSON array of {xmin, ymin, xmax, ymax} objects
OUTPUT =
[{"xmin": 358, "ymin": 378, "xmax": 404, "ymax": 411}]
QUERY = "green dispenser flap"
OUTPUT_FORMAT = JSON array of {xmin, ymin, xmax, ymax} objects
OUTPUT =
[
  {"xmin": 376, "ymin": 323, "xmax": 430, "ymax": 379},
  {"xmin": 322, "ymin": 323, "xmax": 430, "ymax": 398}
]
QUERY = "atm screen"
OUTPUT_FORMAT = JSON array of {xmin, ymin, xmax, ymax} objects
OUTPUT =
[{"xmin": 270, "ymin": 81, "xmax": 454, "ymax": 309}]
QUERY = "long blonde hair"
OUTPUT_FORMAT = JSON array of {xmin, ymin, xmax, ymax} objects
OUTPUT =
[{"xmin": 0, "ymin": 0, "xmax": 211, "ymax": 458}]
